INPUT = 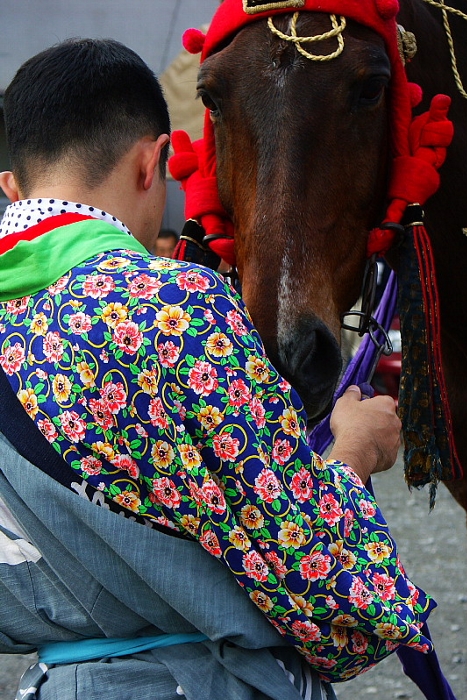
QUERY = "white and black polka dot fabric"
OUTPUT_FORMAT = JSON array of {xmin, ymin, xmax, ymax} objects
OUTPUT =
[{"xmin": 0, "ymin": 199, "xmax": 131, "ymax": 238}]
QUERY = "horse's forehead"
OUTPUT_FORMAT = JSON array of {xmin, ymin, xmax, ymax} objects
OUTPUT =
[
  {"xmin": 198, "ymin": 0, "xmax": 401, "ymax": 66},
  {"xmin": 200, "ymin": 15, "xmax": 387, "ymax": 83}
]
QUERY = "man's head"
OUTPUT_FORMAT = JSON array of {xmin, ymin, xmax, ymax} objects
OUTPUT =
[
  {"xmin": 2, "ymin": 38, "xmax": 170, "ymax": 194},
  {"xmin": 0, "ymin": 38, "xmax": 171, "ymax": 249},
  {"xmin": 154, "ymin": 228, "xmax": 179, "ymax": 258}
]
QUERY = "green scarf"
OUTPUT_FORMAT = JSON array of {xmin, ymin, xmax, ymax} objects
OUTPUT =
[{"xmin": 0, "ymin": 218, "xmax": 148, "ymax": 301}]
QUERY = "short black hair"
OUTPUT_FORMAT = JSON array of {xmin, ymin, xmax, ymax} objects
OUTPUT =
[
  {"xmin": 3, "ymin": 38, "xmax": 171, "ymax": 193},
  {"xmin": 158, "ymin": 228, "xmax": 179, "ymax": 241}
]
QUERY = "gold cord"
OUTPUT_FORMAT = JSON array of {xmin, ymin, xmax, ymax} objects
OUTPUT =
[
  {"xmin": 267, "ymin": 12, "xmax": 346, "ymax": 61},
  {"xmin": 421, "ymin": 0, "xmax": 467, "ymax": 99},
  {"xmin": 267, "ymin": 3, "xmax": 466, "ymax": 98}
]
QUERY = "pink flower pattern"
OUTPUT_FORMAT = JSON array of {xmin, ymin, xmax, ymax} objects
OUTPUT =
[{"xmin": 0, "ymin": 238, "xmax": 435, "ymax": 682}]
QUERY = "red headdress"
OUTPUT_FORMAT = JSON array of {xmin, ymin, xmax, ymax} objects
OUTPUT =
[
  {"xmin": 169, "ymin": 0, "xmax": 452, "ymax": 264},
  {"xmin": 191, "ymin": 0, "xmax": 412, "ymax": 163}
]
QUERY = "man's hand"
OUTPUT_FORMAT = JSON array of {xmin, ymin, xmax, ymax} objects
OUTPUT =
[{"xmin": 327, "ymin": 385, "xmax": 401, "ymax": 484}]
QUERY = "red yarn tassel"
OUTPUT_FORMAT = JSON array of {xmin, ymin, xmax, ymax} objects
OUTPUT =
[
  {"xmin": 397, "ymin": 215, "xmax": 464, "ymax": 504},
  {"xmin": 411, "ymin": 223, "xmax": 463, "ymax": 481}
]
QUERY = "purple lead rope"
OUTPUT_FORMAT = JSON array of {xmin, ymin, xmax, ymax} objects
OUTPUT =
[
  {"xmin": 308, "ymin": 270, "xmax": 458, "ymax": 700},
  {"xmin": 308, "ymin": 270, "xmax": 398, "ymax": 454}
]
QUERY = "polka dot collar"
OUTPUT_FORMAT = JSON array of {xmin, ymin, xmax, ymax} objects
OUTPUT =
[{"xmin": 0, "ymin": 199, "xmax": 131, "ymax": 238}]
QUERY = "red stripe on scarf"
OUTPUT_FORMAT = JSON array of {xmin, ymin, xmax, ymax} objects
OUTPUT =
[{"xmin": 0, "ymin": 213, "xmax": 95, "ymax": 254}]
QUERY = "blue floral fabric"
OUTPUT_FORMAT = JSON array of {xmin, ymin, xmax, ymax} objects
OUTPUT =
[{"xmin": 0, "ymin": 211, "xmax": 436, "ymax": 683}]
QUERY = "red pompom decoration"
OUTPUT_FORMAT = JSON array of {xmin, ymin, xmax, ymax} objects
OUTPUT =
[
  {"xmin": 408, "ymin": 82, "xmax": 423, "ymax": 108},
  {"xmin": 375, "ymin": 0, "xmax": 399, "ymax": 20},
  {"xmin": 182, "ymin": 28, "xmax": 206, "ymax": 54}
]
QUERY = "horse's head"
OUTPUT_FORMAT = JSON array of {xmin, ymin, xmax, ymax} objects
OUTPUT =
[{"xmin": 197, "ymin": 13, "xmax": 392, "ymax": 421}]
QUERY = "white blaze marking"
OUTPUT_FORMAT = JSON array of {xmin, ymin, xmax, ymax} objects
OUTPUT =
[{"xmin": 277, "ymin": 250, "xmax": 296, "ymax": 351}]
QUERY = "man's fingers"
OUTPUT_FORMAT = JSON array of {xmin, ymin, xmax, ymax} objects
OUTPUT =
[{"xmin": 343, "ymin": 385, "xmax": 362, "ymax": 400}]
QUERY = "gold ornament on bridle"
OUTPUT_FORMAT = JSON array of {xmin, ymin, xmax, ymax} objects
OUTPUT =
[
  {"xmin": 397, "ymin": 24, "xmax": 417, "ymax": 66},
  {"xmin": 267, "ymin": 12, "xmax": 346, "ymax": 61}
]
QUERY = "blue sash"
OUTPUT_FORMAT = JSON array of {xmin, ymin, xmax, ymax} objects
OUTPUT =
[{"xmin": 38, "ymin": 632, "xmax": 208, "ymax": 665}]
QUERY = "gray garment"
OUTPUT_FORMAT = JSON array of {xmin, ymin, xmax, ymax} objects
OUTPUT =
[{"xmin": 0, "ymin": 432, "xmax": 337, "ymax": 700}]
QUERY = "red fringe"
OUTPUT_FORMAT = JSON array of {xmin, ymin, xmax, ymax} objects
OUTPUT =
[{"xmin": 412, "ymin": 224, "xmax": 463, "ymax": 480}]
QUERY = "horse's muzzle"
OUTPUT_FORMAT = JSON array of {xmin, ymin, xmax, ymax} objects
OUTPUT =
[{"xmin": 275, "ymin": 315, "xmax": 342, "ymax": 423}]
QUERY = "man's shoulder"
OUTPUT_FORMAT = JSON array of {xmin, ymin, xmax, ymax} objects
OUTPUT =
[
  {"xmin": 72, "ymin": 251, "xmax": 234, "ymax": 292},
  {"xmin": 59, "ymin": 250, "xmax": 243, "ymax": 314}
]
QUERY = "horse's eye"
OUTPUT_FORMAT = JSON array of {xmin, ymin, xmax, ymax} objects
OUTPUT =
[
  {"xmin": 198, "ymin": 90, "xmax": 220, "ymax": 117},
  {"xmin": 358, "ymin": 78, "xmax": 388, "ymax": 106}
]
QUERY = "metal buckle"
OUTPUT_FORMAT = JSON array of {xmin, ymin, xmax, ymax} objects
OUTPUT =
[
  {"xmin": 341, "ymin": 311, "xmax": 393, "ymax": 381},
  {"xmin": 341, "ymin": 254, "xmax": 378, "ymax": 337},
  {"xmin": 341, "ymin": 254, "xmax": 394, "ymax": 382}
]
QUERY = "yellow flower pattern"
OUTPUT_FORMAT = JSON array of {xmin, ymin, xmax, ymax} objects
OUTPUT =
[{"xmin": 0, "ymin": 236, "xmax": 435, "ymax": 682}]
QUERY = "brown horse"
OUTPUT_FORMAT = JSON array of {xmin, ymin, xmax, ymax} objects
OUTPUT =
[{"xmin": 194, "ymin": 1, "xmax": 467, "ymax": 511}]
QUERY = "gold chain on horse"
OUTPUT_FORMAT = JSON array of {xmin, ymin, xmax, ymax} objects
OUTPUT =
[
  {"xmin": 421, "ymin": 0, "xmax": 467, "ymax": 99},
  {"xmin": 267, "ymin": 12, "xmax": 346, "ymax": 61}
]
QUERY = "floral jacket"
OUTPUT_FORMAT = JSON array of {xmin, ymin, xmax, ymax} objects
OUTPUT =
[{"xmin": 0, "ymin": 208, "xmax": 435, "ymax": 682}]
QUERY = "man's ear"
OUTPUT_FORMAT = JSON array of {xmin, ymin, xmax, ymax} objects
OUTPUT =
[
  {"xmin": 142, "ymin": 134, "xmax": 170, "ymax": 191},
  {"xmin": 0, "ymin": 171, "xmax": 21, "ymax": 202}
]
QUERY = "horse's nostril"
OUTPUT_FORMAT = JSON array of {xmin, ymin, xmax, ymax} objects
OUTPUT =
[{"xmin": 276, "ymin": 316, "xmax": 342, "ymax": 421}]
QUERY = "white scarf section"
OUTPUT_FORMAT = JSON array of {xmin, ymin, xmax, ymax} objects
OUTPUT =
[{"xmin": 0, "ymin": 198, "xmax": 131, "ymax": 238}]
